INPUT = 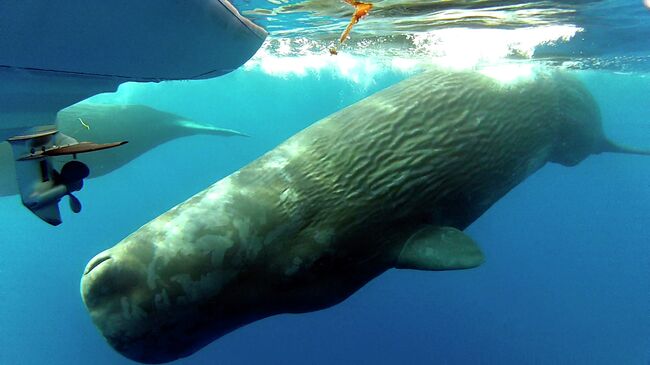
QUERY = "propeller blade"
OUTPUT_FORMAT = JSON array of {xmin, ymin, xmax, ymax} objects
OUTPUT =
[
  {"xmin": 60, "ymin": 160, "xmax": 90, "ymax": 183},
  {"xmin": 69, "ymin": 194, "xmax": 82, "ymax": 213},
  {"xmin": 59, "ymin": 160, "xmax": 90, "ymax": 192}
]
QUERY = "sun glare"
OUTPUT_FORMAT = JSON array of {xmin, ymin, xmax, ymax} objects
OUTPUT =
[{"xmin": 244, "ymin": 25, "xmax": 581, "ymax": 81}]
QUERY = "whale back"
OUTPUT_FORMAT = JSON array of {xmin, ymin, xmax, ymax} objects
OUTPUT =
[{"xmin": 275, "ymin": 68, "xmax": 581, "ymax": 232}]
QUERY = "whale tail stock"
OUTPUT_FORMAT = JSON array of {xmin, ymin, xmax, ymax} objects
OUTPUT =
[
  {"xmin": 600, "ymin": 138, "xmax": 650, "ymax": 156},
  {"xmin": 180, "ymin": 120, "xmax": 250, "ymax": 138}
]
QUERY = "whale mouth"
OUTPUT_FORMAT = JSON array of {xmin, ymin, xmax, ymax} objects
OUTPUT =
[{"xmin": 84, "ymin": 255, "xmax": 112, "ymax": 275}]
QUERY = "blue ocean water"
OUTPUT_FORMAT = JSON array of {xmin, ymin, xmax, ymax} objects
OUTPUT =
[
  {"xmin": 1, "ymin": 67, "xmax": 648, "ymax": 365},
  {"xmin": 1, "ymin": 1, "xmax": 650, "ymax": 365}
]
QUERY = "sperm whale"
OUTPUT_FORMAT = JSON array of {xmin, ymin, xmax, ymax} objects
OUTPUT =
[{"xmin": 80, "ymin": 67, "xmax": 648, "ymax": 364}]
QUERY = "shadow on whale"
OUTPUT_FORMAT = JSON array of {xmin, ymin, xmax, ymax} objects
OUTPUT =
[{"xmin": 80, "ymin": 67, "xmax": 648, "ymax": 363}]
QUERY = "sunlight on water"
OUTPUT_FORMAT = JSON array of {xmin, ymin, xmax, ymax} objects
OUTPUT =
[
  {"xmin": 478, "ymin": 63, "xmax": 537, "ymax": 84},
  {"xmin": 242, "ymin": 24, "xmax": 580, "ymax": 81},
  {"xmin": 243, "ymin": 48, "xmax": 407, "ymax": 83},
  {"xmin": 238, "ymin": 0, "xmax": 650, "ymax": 73},
  {"xmin": 406, "ymin": 25, "xmax": 580, "ymax": 67},
  {"xmin": 241, "ymin": 0, "xmax": 583, "ymax": 38}
]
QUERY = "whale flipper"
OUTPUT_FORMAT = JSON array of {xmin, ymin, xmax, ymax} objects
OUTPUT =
[{"xmin": 396, "ymin": 226, "xmax": 484, "ymax": 271}]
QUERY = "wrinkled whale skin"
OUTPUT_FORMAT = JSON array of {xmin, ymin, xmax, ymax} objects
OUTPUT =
[{"xmin": 81, "ymin": 68, "xmax": 608, "ymax": 363}]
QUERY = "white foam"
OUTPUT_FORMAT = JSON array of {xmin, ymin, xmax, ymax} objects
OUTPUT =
[{"xmin": 243, "ymin": 25, "xmax": 581, "ymax": 80}]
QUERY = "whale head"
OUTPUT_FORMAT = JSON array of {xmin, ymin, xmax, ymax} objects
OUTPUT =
[
  {"xmin": 80, "ymin": 178, "xmax": 282, "ymax": 364},
  {"xmin": 80, "ymin": 239, "xmax": 169, "ymax": 363},
  {"xmin": 80, "ymin": 222, "xmax": 242, "ymax": 364}
]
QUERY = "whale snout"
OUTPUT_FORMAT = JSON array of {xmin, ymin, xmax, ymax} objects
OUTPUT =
[
  {"xmin": 81, "ymin": 250, "xmax": 148, "ymax": 313},
  {"xmin": 81, "ymin": 250, "xmax": 118, "ymax": 310},
  {"xmin": 80, "ymin": 244, "xmax": 167, "ymax": 362},
  {"xmin": 84, "ymin": 252, "xmax": 112, "ymax": 275},
  {"xmin": 80, "ymin": 236, "xmax": 224, "ymax": 363}
]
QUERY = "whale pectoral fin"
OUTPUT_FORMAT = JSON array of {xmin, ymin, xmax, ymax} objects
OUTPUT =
[{"xmin": 396, "ymin": 226, "xmax": 484, "ymax": 271}]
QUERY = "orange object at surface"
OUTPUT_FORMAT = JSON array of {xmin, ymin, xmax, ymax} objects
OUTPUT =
[{"xmin": 339, "ymin": 0, "xmax": 373, "ymax": 43}]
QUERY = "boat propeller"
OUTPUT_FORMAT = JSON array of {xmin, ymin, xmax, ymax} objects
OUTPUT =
[
  {"xmin": 55, "ymin": 160, "xmax": 90, "ymax": 214},
  {"xmin": 7, "ymin": 127, "xmax": 126, "ymax": 225}
]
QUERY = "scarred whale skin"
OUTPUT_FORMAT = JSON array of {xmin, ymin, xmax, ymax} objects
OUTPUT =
[{"xmin": 81, "ymin": 67, "xmax": 637, "ymax": 363}]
